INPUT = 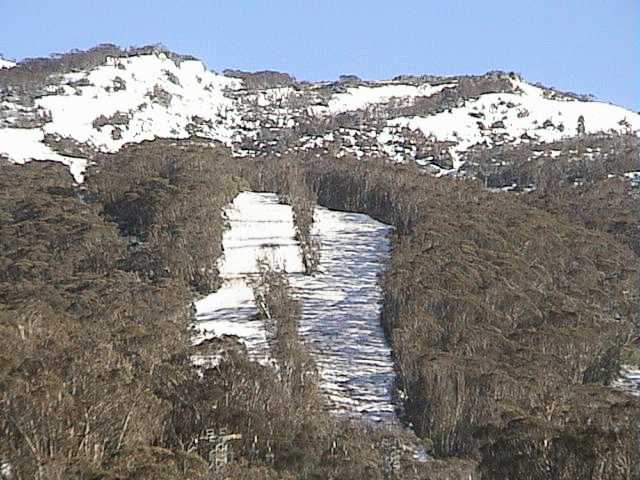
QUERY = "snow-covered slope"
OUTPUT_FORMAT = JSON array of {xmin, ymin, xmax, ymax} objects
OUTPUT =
[
  {"xmin": 194, "ymin": 192, "xmax": 397, "ymax": 422},
  {"xmin": 291, "ymin": 206, "xmax": 395, "ymax": 420},
  {"xmin": 379, "ymin": 79, "xmax": 640, "ymax": 168},
  {"xmin": 0, "ymin": 58, "xmax": 15, "ymax": 69},
  {"xmin": 194, "ymin": 192, "xmax": 304, "ymax": 365},
  {"xmin": 1, "ymin": 47, "xmax": 639, "ymax": 181},
  {"xmin": 37, "ymin": 55, "xmax": 241, "ymax": 151},
  {"xmin": 1, "ymin": 52, "xmax": 241, "ymax": 181}
]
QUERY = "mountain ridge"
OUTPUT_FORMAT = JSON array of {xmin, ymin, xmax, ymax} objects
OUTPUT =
[{"xmin": 1, "ymin": 45, "xmax": 638, "ymax": 182}]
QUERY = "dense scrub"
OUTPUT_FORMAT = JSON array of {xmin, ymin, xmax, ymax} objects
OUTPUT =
[
  {"xmin": 0, "ymin": 159, "xmax": 198, "ymax": 479},
  {"xmin": 468, "ymin": 134, "xmax": 640, "ymax": 255},
  {"xmin": 0, "ymin": 148, "xmax": 271, "ymax": 478},
  {"xmin": 251, "ymin": 260, "xmax": 320, "ymax": 405},
  {"xmin": 86, "ymin": 140, "xmax": 246, "ymax": 294},
  {"xmin": 386, "ymin": 71, "xmax": 517, "ymax": 118},
  {"xmin": 2, "ymin": 135, "xmax": 638, "ymax": 478},
  {"xmin": 276, "ymin": 160, "xmax": 320, "ymax": 273},
  {"xmin": 212, "ymin": 152, "xmax": 640, "ymax": 476},
  {"xmin": 222, "ymin": 69, "xmax": 297, "ymax": 89}
]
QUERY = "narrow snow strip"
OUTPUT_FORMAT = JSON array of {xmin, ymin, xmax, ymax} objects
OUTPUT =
[
  {"xmin": 291, "ymin": 207, "xmax": 395, "ymax": 421},
  {"xmin": 193, "ymin": 192, "xmax": 304, "ymax": 365}
]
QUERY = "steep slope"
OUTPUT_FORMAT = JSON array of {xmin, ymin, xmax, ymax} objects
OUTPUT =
[
  {"xmin": 194, "ymin": 192, "xmax": 304, "ymax": 365},
  {"xmin": 291, "ymin": 206, "xmax": 395, "ymax": 420},
  {"xmin": 381, "ymin": 79, "xmax": 640, "ymax": 168},
  {"xmin": 0, "ymin": 51, "xmax": 241, "ymax": 181}
]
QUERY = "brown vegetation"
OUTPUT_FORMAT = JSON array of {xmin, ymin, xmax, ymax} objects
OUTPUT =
[
  {"xmin": 2, "ymin": 133, "xmax": 638, "ymax": 478},
  {"xmin": 223, "ymin": 69, "xmax": 297, "ymax": 89},
  {"xmin": 251, "ymin": 259, "xmax": 320, "ymax": 404},
  {"xmin": 276, "ymin": 160, "xmax": 320, "ymax": 274},
  {"xmin": 468, "ymin": 134, "xmax": 639, "ymax": 257}
]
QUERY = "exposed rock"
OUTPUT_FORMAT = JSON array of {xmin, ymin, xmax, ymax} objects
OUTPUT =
[
  {"xmin": 92, "ymin": 111, "xmax": 130, "ymax": 129},
  {"xmin": 43, "ymin": 133, "xmax": 97, "ymax": 158},
  {"xmin": 111, "ymin": 126, "xmax": 122, "ymax": 140},
  {"xmin": 223, "ymin": 69, "xmax": 297, "ymax": 89},
  {"xmin": 147, "ymin": 84, "xmax": 172, "ymax": 107}
]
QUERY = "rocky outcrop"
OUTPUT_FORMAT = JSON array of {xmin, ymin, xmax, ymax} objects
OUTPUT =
[{"xmin": 223, "ymin": 69, "xmax": 297, "ymax": 89}]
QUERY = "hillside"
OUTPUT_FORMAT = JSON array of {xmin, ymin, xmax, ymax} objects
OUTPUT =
[
  {"xmin": 1, "ymin": 45, "xmax": 638, "ymax": 182},
  {"xmin": 1, "ymin": 46, "xmax": 639, "ymax": 480}
]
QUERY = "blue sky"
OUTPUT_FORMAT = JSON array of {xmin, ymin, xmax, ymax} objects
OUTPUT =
[{"xmin": 1, "ymin": 0, "xmax": 637, "ymax": 110}]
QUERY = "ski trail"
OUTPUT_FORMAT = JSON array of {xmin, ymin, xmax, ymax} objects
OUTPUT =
[
  {"xmin": 193, "ymin": 192, "xmax": 304, "ymax": 366},
  {"xmin": 193, "ymin": 191, "xmax": 396, "ymax": 423},
  {"xmin": 290, "ymin": 207, "xmax": 396, "ymax": 421}
]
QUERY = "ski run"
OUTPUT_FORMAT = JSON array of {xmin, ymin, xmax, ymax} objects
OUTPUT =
[{"xmin": 193, "ymin": 192, "xmax": 397, "ymax": 422}]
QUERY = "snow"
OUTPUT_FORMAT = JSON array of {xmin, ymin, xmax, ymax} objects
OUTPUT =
[
  {"xmin": 193, "ymin": 192, "xmax": 398, "ymax": 422},
  {"xmin": 1, "ymin": 461, "xmax": 10, "ymax": 478},
  {"xmin": 0, "ymin": 58, "xmax": 15, "ymax": 69},
  {"xmin": 0, "ymin": 128, "xmax": 87, "ymax": 182},
  {"xmin": 623, "ymin": 171, "xmax": 640, "ymax": 186},
  {"xmin": 246, "ymin": 87, "xmax": 295, "ymax": 107},
  {"xmin": 613, "ymin": 366, "xmax": 640, "ymax": 397},
  {"xmin": 37, "ymin": 54, "xmax": 242, "ymax": 153},
  {"xmin": 0, "ymin": 53, "xmax": 244, "ymax": 181},
  {"xmin": 314, "ymin": 82, "xmax": 456, "ymax": 115},
  {"xmin": 193, "ymin": 193, "xmax": 304, "ymax": 365},
  {"xmin": 291, "ymin": 207, "xmax": 396, "ymax": 420},
  {"xmin": 2, "ymin": 50, "xmax": 639, "ymax": 179},
  {"xmin": 380, "ymin": 79, "xmax": 640, "ymax": 167}
]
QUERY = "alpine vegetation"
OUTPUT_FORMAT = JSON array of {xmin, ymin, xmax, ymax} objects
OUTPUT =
[{"xmin": 1, "ymin": 44, "xmax": 639, "ymax": 480}]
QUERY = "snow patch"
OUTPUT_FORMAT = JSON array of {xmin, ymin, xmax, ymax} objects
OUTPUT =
[
  {"xmin": 0, "ymin": 128, "xmax": 87, "ymax": 182},
  {"xmin": 0, "ymin": 58, "xmax": 16, "ymax": 69},
  {"xmin": 193, "ymin": 193, "xmax": 304, "ymax": 365},
  {"xmin": 37, "ymin": 53, "xmax": 242, "ymax": 153},
  {"xmin": 314, "ymin": 82, "xmax": 456, "ymax": 115},
  {"xmin": 380, "ymin": 78, "xmax": 640, "ymax": 166},
  {"xmin": 613, "ymin": 366, "xmax": 640, "ymax": 397},
  {"xmin": 0, "ymin": 52, "xmax": 243, "ymax": 180},
  {"xmin": 623, "ymin": 171, "xmax": 640, "ymax": 186},
  {"xmin": 192, "ymin": 192, "xmax": 398, "ymax": 422}
]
